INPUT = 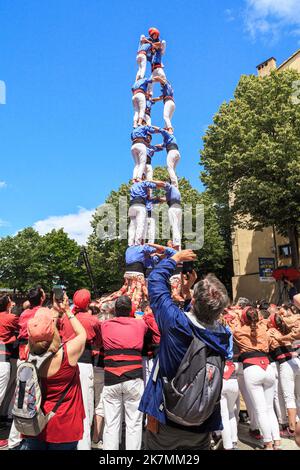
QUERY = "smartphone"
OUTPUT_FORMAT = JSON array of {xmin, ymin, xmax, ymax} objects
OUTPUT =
[
  {"xmin": 182, "ymin": 261, "xmax": 194, "ymax": 275},
  {"xmin": 53, "ymin": 286, "xmax": 65, "ymax": 303}
]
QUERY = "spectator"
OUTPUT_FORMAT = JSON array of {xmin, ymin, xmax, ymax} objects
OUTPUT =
[
  {"xmin": 101, "ymin": 296, "xmax": 147, "ymax": 450},
  {"xmin": 60, "ymin": 289, "xmax": 101, "ymax": 450},
  {"xmin": 140, "ymin": 249, "xmax": 231, "ymax": 450},
  {"xmin": 8, "ymin": 286, "xmax": 46, "ymax": 450},
  {"xmin": 0, "ymin": 294, "xmax": 19, "ymax": 449},
  {"xmin": 20, "ymin": 304, "xmax": 86, "ymax": 450}
]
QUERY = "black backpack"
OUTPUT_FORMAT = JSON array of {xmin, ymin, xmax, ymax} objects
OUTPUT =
[{"xmin": 154, "ymin": 336, "xmax": 224, "ymax": 427}]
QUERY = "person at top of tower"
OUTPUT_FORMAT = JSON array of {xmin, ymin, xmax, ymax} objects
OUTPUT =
[
  {"xmin": 139, "ymin": 28, "xmax": 167, "ymax": 95},
  {"xmin": 131, "ymin": 124, "xmax": 160, "ymax": 182},
  {"xmin": 140, "ymin": 28, "xmax": 166, "ymax": 55},
  {"xmin": 152, "ymin": 126, "xmax": 181, "ymax": 188},
  {"xmin": 152, "ymin": 77, "xmax": 175, "ymax": 133},
  {"xmin": 136, "ymin": 36, "xmax": 153, "ymax": 81}
]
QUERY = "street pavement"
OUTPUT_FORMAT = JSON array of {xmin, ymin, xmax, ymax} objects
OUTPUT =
[{"xmin": 0, "ymin": 420, "xmax": 299, "ymax": 451}]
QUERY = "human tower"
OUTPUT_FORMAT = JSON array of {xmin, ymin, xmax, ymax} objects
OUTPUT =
[{"xmin": 102, "ymin": 28, "xmax": 183, "ymax": 310}]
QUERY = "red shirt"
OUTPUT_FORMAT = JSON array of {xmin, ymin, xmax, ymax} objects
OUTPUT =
[
  {"xmin": 60, "ymin": 311, "xmax": 102, "ymax": 349},
  {"xmin": 0, "ymin": 311, "xmax": 19, "ymax": 344},
  {"xmin": 32, "ymin": 344, "xmax": 85, "ymax": 443},
  {"xmin": 18, "ymin": 306, "xmax": 40, "ymax": 342},
  {"xmin": 101, "ymin": 317, "xmax": 147, "ymax": 352},
  {"xmin": 101, "ymin": 317, "xmax": 148, "ymax": 384},
  {"xmin": 143, "ymin": 311, "xmax": 161, "ymax": 346}
]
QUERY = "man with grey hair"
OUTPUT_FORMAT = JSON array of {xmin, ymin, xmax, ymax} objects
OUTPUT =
[
  {"xmin": 237, "ymin": 297, "xmax": 252, "ymax": 309},
  {"xmin": 139, "ymin": 249, "xmax": 232, "ymax": 450}
]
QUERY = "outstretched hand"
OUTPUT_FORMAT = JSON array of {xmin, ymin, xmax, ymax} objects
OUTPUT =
[{"xmin": 172, "ymin": 250, "xmax": 197, "ymax": 264}]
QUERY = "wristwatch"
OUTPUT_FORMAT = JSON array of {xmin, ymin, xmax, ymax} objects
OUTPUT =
[{"xmin": 67, "ymin": 313, "xmax": 75, "ymax": 320}]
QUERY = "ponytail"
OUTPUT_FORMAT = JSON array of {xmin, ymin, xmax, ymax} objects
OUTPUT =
[
  {"xmin": 275, "ymin": 314, "xmax": 289, "ymax": 335},
  {"xmin": 242, "ymin": 307, "xmax": 259, "ymax": 345}
]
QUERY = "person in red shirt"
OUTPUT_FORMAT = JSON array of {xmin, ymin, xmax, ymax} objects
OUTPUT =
[
  {"xmin": 60, "ymin": 289, "xmax": 101, "ymax": 450},
  {"xmin": 101, "ymin": 295, "xmax": 148, "ymax": 450},
  {"xmin": 20, "ymin": 304, "xmax": 86, "ymax": 450},
  {"xmin": 17, "ymin": 286, "xmax": 46, "ymax": 361},
  {"xmin": 8, "ymin": 286, "xmax": 46, "ymax": 450},
  {"xmin": 0, "ymin": 294, "xmax": 19, "ymax": 449}
]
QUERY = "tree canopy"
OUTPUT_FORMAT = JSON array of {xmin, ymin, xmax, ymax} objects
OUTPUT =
[
  {"xmin": 201, "ymin": 69, "xmax": 300, "ymax": 268},
  {"xmin": 0, "ymin": 228, "xmax": 89, "ymax": 294}
]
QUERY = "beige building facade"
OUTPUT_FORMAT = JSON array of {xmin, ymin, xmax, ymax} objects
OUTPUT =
[{"xmin": 232, "ymin": 50, "xmax": 300, "ymax": 303}]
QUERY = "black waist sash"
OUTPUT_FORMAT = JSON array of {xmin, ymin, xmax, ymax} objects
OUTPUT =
[
  {"xmin": 125, "ymin": 262, "xmax": 145, "ymax": 274},
  {"xmin": 129, "ymin": 197, "xmax": 146, "ymax": 207},
  {"xmin": 167, "ymin": 199, "xmax": 181, "ymax": 208},
  {"xmin": 166, "ymin": 143, "xmax": 179, "ymax": 152}
]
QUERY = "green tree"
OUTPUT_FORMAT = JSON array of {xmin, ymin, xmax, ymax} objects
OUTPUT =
[
  {"xmin": 201, "ymin": 69, "xmax": 300, "ymax": 271},
  {"xmin": 0, "ymin": 228, "xmax": 42, "ymax": 292},
  {"xmin": 38, "ymin": 229, "xmax": 89, "ymax": 294},
  {"xmin": 0, "ymin": 228, "xmax": 89, "ymax": 294},
  {"xmin": 87, "ymin": 167, "xmax": 232, "ymax": 294}
]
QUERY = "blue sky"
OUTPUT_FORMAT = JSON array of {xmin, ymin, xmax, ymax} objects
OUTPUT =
[{"xmin": 1, "ymin": 0, "xmax": 300, "ymax": 243}]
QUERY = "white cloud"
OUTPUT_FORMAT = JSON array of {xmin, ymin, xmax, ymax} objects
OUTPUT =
[
  {"xmin": 0, "ymin": 219, "xmax": 10, "ymax": 228},
  {"xmin": 225, "ymin": 8, "xmax": 235, "ymax": 22},
  {"xmin": 245, "ymin": 0, "xmax": 300, "ymax": 41},
  {"xmin": 0, "ymin": 181, "xmax": 7, "ymax": 189},
  {"xmin": 33, "ymin": 207, "xmax": 95, "ymax": 245}
]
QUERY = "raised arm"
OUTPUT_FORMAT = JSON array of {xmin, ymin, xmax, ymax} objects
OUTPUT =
[
  {"xmin": 148, "ymin": 250, "xmax": 197, "ymax": 332},
  {"xmin": 59, "ymin": 299, "xmax": 87, "ymax": 366},
  {"xmin": 147, "ymin": 242, "xmax": 167, "ymax": 253},
  {"xmin": 151, "ymin": 180, "xmax": 166, "ymax": 188}
]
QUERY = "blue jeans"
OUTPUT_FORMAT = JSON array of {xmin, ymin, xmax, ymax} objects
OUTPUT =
[{"xmin": 21, "ymin": 439, "xmax": 78, "ymax": 450}]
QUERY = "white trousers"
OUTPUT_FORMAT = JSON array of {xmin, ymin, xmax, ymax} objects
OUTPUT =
[
  {"xmin": 131, "ymin": 143, "xmax": 147, "ymax": 181},
  {"xmin": 128, "ymin": 204, "xmax": 147, "ymax": 246},
  {"xmin": 271, "ymin": 362, "xmax": 288, "ymax": 425},
  {"xmin": 243, "ymin": 365, "xmax": 280, "ymax": 443},
  {"xmin": 220, "ymin": 378, "xmax": 239, "ymax": 450},
  {"xmin": 279, "ymin": 358, "xmax": 300, "ymax": 412},
  {"xmin": 77, "ymin": 363, "xmax": 94, "ymax": 450},
  {"xmin": 168, "ymin": 205, "xmax": 182, "ymax": 248},
  {"xmin": 144, "ymin": 113, "xmax": 151, "ymax": 126},
  {"xmin": 148, "ymin": 67, "xmax": 166, "ymax": 95},
  {"xmin": 237, "ymin": 362, "xmax": 259, "ymax": 430},
  {"xmin": 94, "ymin": 367, "xmax": 105, "ymax": 418},
  {"xmin": 142, "ymin": 358, "xmax": 154, "ymax": 386},
  {"xmin": 132, "ymin": 93, "xmax": 146, "ymax": 127},
  {"xmin": 167, "ymin": 149, "xmax": 180, "ymax": 187},
  {"xmin": 151, "ymin": 67, "xmax": 166, "ymax": 80},
  {"xmin": 146, "ymin": 163, "xmax": 153, "ymax": 181},
  {"xmin": 102, "ymin": 378, "xmax": 144, "ymax": 450},
  {"xmin": 0, "ymin": 362, "xmax": 10, "ymax": 408},
  {"xmin": 136, "ymin": 53, "xmax": 147, "ymax": 80},
  {"xmin": 143, "ymin": 215, "xmax": 156, "ymax": 244},
  {"xmin": 9, "ymin": 359, "xmax": 22, "ymax": 449},
  {"xmin": 163, "ymin": 100, "xmax": 175, "ymax": 129}
]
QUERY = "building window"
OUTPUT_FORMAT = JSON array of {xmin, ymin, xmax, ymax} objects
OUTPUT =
[{"xmin": 279, "ymin": 244, "xmax": 292, "ymax": 258}]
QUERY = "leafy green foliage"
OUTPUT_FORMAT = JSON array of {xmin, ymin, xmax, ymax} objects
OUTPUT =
[
  {"xmin": 201, "ymin": 70, "xmax": 300, "ymax": 267},
  {"xmin": 0, "ymin": 228, "xmax": 89, "ymax": 294}
]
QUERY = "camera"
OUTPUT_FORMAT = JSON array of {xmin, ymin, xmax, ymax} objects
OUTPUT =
[
  {"xmin": 52, "ymin": 286, "xmax": 65, "ymax": 303},
  {"xmin": 182, "ymin": 261, "xmax": 194, "ymax": 275}
]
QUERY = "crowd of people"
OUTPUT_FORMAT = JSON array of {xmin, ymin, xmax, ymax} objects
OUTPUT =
[{"xmin": 0, "ymin": 252, "xmax": 300, "ymax": 451}]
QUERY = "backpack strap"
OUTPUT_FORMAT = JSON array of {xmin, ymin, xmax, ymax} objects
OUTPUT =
[
  {"xmin": 152, "ymin": 357, "xmax": 160, "ymax": 383},
  {"xmin": 28, "ymin": 342, "xmax": 66, "ymax": 371},
  {"xmin": 51, "ymin": 372, "xmax": 75, "ymax": 414}
]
